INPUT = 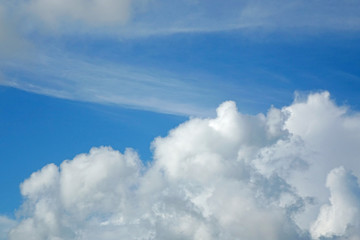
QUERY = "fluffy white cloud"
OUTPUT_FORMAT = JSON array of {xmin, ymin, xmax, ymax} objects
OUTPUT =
[
  {"xmin": 311, "ymin": 167, "xmax": 360, "ymax": 239},
  {"xmin": 10, "ymin": 147, "xmax": 143, "ymax": 240},
  {"xmin": 6, "ymin": 91, "xmax": 360, "ymax": 239}
]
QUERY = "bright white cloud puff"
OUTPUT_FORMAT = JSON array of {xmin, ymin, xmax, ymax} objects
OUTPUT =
[{"xmin": 5, "ymin": 91, "xmax": 360, "ymax": 240}]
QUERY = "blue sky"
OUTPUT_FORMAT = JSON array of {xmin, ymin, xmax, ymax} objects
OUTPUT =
[{"xmin": 1, "ymin": 1, "xmax": 360, "ymax": 239}]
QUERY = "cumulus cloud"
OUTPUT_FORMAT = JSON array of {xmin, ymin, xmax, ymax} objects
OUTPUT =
[
  {"xmin": 311, "ymin": 167, "xmax": 360, "ymax": 239},
  {"xmin": 6, "ymin": 91, "xmax": 360, "ymax": 239},
  {"xmin": 0, "ymin": 216, "xmax": 16, "ymax": 240}
]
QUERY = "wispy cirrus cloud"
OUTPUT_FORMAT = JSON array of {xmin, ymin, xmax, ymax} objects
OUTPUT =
[
  {"xmin": 2, "ymin": 0, "xmax": 360, "ymax": 40},
  {"xmin": 0, "ymin": 52, "xmax": 220, "ymax": 116},
  {"xmin": 0, "ymin": 0, "xmax": 359, "ymax": 116},
  {"xmin": 16, "ymin": 0, "xmax": 360, "ymax": 36}
]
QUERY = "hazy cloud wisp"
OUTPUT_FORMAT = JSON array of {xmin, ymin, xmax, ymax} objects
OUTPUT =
[{"xmin": 1, "ymin": 0, "xmax": 360, "ymax": 38}]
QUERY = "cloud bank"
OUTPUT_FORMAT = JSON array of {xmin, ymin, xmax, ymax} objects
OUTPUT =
[{"xmin": 5, "ymin": 91, "xmax": 360, "ymax": 240}]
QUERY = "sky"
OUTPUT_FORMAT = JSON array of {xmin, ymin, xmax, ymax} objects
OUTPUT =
[{"xmin": 1, "ymin": 0, "xmax": 360, "ymax": 239}]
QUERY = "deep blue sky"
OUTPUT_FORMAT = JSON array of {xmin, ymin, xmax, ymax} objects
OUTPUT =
[{"xmin": 1, "ymin": 0, "xmax": 360, "ymax": 218}]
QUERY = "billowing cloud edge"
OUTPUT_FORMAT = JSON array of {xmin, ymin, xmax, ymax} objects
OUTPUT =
[{"xmin": 5, "ymin": 91, "xmax": 360, "ymax": 240}]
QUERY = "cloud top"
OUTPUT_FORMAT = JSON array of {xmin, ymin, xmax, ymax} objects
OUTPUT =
[{"xmin": 6, "ymin": 91, "xmax": 360, "ymax": 239}]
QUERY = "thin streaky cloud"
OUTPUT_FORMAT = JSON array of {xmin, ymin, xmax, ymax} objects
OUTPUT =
[
  {"xmin": 1, "ymin": 48, "xmax": 299, "ymax": 116},
  {"xmin": 1, "ymin": 0, "xmax": 360, "ymax": 39},
  {"xmin": 0, "ymin": 53, "xmax": 220, "ymax": 116},
  {"xmin": 0, "ymin": 0, "xmax": 359, "ymax": 117}
]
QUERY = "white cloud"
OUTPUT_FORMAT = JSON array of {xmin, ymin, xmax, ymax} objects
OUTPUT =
[
  {"xmin": 311, "ymin": 166, "xmax": 360, "ymax": 239},
  {"xmin": 0, "ymin": 53, "xmax": 219, "ymax": 116},
  {"xmin": 0, "ymin": 216, "xmax": 16, "ymax": 240},
  {"xmin": 2, "ymin": 0, "xmax": 360, "ymax": 38},
  {"xmin": 89, "ymin": 0, "xmax": 360, "ymax": 36},
  {"xmin": 0, "ymin": 3, "xmax": 31, "ymax": 59},
  {"xmin": 7, "ymin": 91, "xmax": 360, "ymax": 239},
  {"xmin": 0, "ymin": 0, "xmax": 359, "ymax": 117}
]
